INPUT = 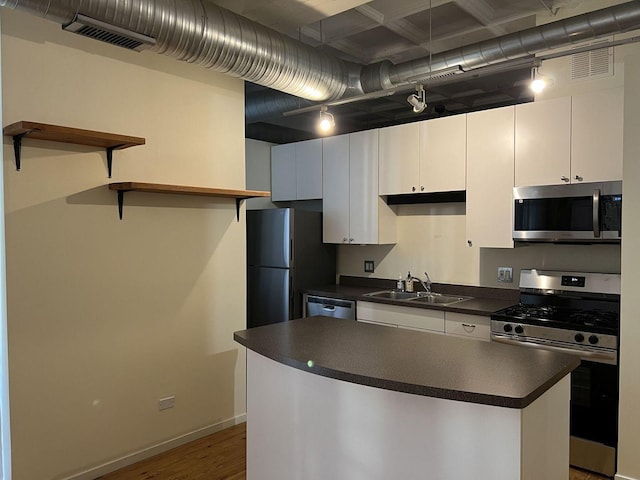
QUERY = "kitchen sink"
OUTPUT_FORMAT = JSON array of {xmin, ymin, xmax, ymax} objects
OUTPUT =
[
  {"xmin": 406, "ymin": 294, "xmax": 472, "ymax": 305},
  {"xmin": 363, "ymin": 290, "xmax": 472, "ymax": 306},
  {"xmin": 364, "ymin": 290, "xmax": 425, "ymax": 300}
]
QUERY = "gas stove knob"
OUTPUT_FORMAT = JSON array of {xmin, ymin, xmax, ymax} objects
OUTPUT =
[
  {"xmin": 503, "ymin": 324, "xmax": 513, "ymax": 333},
  {"xmin": 575, "ymin": 333, "xmax": 585, "ymax": 343},
  {"xmin": 514, "ymin": 325, "xmax": 524, "ymax": 334},
  {"xmin": 589, "ymin": 335, "xmax": 599, "ymax": 345}
]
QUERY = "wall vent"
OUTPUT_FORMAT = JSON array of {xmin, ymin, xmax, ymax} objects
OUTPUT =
[
  {"xmin": 62, "ymin": 14, "xmax": 156, "ymax": 52},
  {"xmin": 571, "ymin": 39, "xmax": 614, "ymax": 81}
]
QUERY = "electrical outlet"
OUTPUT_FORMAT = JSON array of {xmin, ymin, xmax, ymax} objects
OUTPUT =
[
  {"xmin": 158, "ymin": 395, "xmax": 176, "ymax": 411},
  {"xmin": 497, "ymin": 267, "xmax": 513, "ymax": 283},
  {"xmin": 364, "ymin": 260, "xmax": 375, "ymax": 273}
]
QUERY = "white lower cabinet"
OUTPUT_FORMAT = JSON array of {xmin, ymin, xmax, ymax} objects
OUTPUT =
[
  {"xmin": 444, "ymin": 312, "xmax": 490, "ymax": 341},
  {"xmin": 357, "ymin": 302, "xmax": 489, "ymax": 341},
  {"xmin": 356, "ymin": 301, "xmax": 444, "ymax": 333}
]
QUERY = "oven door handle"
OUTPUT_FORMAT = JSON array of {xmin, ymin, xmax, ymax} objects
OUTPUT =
[{"xmin": 492, "ymin": 335, "xmax": 617, "ymax": 365}]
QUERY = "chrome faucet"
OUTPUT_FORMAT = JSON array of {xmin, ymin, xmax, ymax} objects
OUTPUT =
[{"xmin": 409, "ymin": 272, "xmax": 432, "ymax": 294}]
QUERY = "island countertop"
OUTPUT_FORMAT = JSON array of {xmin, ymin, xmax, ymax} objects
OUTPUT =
[{"xmin": 234, "ymin": 316, "xmax": 580, "ymax": 409}]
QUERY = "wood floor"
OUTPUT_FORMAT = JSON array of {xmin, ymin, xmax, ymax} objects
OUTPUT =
[{"xmin": 97, "ymin": 422, "xmax": 611, "ymax": 480}]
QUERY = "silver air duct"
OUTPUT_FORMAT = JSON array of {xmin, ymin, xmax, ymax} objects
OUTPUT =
[
  {"xmin": 361, "ymin": 0, "xmax": 640, "ymax": 92},
  {"xmin": 0, "ymin": 0, "xmax": 362, "ymax": 102},
  {"xmin": 1, "ymin": 0, "xmax": 640, "ymax": 121}
]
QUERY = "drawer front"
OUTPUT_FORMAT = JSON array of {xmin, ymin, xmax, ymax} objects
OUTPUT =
[
  {"xmin": 357, "ymin": 301, "xmax": 444, "ymax": 332},
  {"xmin": 444, "ymin": 312, "xmax": 490, "ymax": 341}
]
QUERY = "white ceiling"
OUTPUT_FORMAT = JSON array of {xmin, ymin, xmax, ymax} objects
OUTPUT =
[{"xmin": 219, "ymin": 0, "xmax": 585, "ymax": 142}]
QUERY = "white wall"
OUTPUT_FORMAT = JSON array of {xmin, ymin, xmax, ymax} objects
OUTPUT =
[
  {"xmin": 0, "ymin": 14, "xmax": 12, "ymax": 480},
  {"xmin": 337, "ymin": 203, "xmax": 479, "ymax": 285},
  {"xmin": 2, "ymin": 9, "xmax": 247, "ymax": 480},
  {"xmin": 336, "ymin": 203, "xmax": 620, "ymax": 287},
  {"xmin": 617, "ymin": 50, "xmax": 640, "ymax": 480}
]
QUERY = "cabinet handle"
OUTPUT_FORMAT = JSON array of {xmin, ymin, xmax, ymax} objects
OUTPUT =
[
  {"xmin": 561, "ymin": 176, "xmax": 570, "ymax": 182},
  {"xmin": 575, "ymin": 175, "xmax": 583, "ymax": 182},
  {"xmin": 462, "ymin": 323, "xmax": 476, "ymax": 333},
  {"xmin": 420, "ymin": 186, "xmax": 425, "ymax": 191},
  {"xmin": 349, "ymin": 238, "xmax": 354, "ymax": 243},
  {"xmin": 342, "ymin": 237, "xmax": 348, "ymax": 243},
  {"xmin": 412, "ymin": 186, "xmax": 416, "ymax": 192},
  {"xmin": 467, "ymin": 240, "xmax": 473, "ymax": 247}
]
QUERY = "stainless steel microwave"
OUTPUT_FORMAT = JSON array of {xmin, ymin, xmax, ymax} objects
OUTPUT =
[{"xmin": 513, "ymin": 181, "xmax": 622, "ymax": 243}]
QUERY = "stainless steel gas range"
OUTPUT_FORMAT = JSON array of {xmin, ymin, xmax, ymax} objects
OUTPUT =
[{"xmin": 491, "ymin": 269, "xmax": 620, "ymax": 478}]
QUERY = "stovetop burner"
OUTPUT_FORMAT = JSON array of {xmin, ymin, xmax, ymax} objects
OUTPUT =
[{"xmin": 497, "ymin": 303, "xmax": 619, "ymax": 332}]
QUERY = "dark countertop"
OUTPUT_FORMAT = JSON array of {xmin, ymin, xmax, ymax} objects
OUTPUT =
[
  {"xmin": 235, "ymin": 316, "xmax": 580, "ymax": 409},
  {"xmin": 304, "ymin": 278, "xmax": 520, "ymax": 316}
]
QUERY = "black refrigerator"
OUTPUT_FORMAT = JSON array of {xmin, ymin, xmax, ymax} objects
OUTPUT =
[{"xmin": 247, "ymin": 208, "xmax": 336, "ymax": 328}]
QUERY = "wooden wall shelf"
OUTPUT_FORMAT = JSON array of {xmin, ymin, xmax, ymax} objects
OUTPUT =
[
  {"xmin": 108, "ymin": 182, "xmax": 271, "ymax": 220},
  {"xmin": 3, "ymin": 121, "xmax": 145, "ymax": 177}
]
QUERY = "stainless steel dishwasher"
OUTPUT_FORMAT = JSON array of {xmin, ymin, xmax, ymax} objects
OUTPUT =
[{"xmin": 304, "ymin": 294, "xmax": 356, "ymax": 320}]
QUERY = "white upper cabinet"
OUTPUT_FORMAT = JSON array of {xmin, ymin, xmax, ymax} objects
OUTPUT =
[
  {"xmin": 571, "ymin": 87, "xmax": 623, "ymax": 183},
  {"xmin": 323, "ymin": 130, "xmax": 396, "ymax": 245},
  {"xmin": 419, "ymin": 115, "xmax": 467, "ymax": 192},
  {"xmin": 322, "ymin": 134, "xmax": 350, "ymax": 244},
  {"xmin": 515, "ymin": 96, "xmax": 572, "ymax": 187},
  {"xmin": 379, "ymin": 116, "xmax": 466, "ymax": 195},
  {"xmin": 378, "ymin": 122, "xmax": 420, "ymax": 195},
  {"xmin": 270, "ymin": 143, "xmax": 297, "ymax": 201},
  {"xmin": 515, "ymin": 91, "xmax": 623, "ymax": 187},
  {"xmin": 466, "ymin": 105, "xmax": 515, "ymax": 249},
  {"xmin": 296, "ymin": 138, "xmax": 323, "ymax": 199},
  {"xmin": 271, "ymin": 138, "xmax": 322, "ymax": 201}
]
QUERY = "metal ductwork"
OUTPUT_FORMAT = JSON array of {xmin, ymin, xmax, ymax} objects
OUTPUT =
[
  {"xmin": 0, "ymin": 0, "xmax": 363, "ymax": 102},
  {"xmin": 361, "ymin": 0, "xmax": 640, "ymax": 92},
  {"xmin": 2, "ymin": 0, "xmax": 640, "ymax": 123}
]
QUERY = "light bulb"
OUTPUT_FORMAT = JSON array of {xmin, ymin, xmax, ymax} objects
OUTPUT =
[
  {"xmin": 530, "ymin": 78, "xmax": 547, "ymax": 93},
  {"xmin": 320, "ymin": 117, "xmax": 333, "ymax": 132},
  {"xmin": 318, "ymin": 108, "xmax": 335, "ymax": 134}
]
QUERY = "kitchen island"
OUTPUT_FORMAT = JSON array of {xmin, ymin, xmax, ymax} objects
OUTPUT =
[{"xmin": 234, "ymin": 316, "xmax": 580, "ymax": 480}]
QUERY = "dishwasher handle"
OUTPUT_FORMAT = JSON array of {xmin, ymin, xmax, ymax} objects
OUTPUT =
[{"xmin": 304, "ymin": 295, "xmax": 356, "ymax": 320}]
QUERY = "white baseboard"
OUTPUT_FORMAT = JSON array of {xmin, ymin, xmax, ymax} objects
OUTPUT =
[
  {"xmin": 60, "ymin": 413, "xmax": 247, "ymax": 480},
  {"xmin": 616, "ymin": 474, "xmax": 638, "ymax": 480}
]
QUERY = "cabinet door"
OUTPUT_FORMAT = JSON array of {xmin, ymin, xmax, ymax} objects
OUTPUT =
[
  {"xmin": 350, "ymin": 130, "xmax": 379, "ymax": 244},
  {"xmin": 322, "ymin": 135, "xmax": 350, "ymax": 244},
  {"xmin": 515, "ymin": 96, "xmax": 571, "ymax": 187},
  {"xmin": 271, "ymin": 143, "xmax": 297, "ymax": 201},
  {"xmin": 419, "ymin": 115, "xmax": 467, "ymax": 192},
  {"xmin": 571, "ymin": 87, "xmax": 623, "ymax": 183},
  {"xmin": 378, "ymin": 122, "xmax": 420, "ymax": 195},
  {"xmin": 296, "ymin": 138, "xmax": 323, "ymax": 200},
  {"xmin": 466, "ymin": 106, "xmax": 515, "ymax": 248}
]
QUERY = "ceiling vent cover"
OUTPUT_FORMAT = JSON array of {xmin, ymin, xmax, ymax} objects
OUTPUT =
[
  {"xmin": 571, "ymin": 39, "xmax": 614, "ymax": 81},
  {"xmin": 62, "ymin": 14, "xmax": 156, "ymax": 51}
]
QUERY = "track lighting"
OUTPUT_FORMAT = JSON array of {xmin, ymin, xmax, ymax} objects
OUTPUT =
[
  {"xmin": 407, "ymin": 85, "xmax": 427, "ymax": 113},
  {"xmin": 318, "ymin": 106, "xmax": 335, "ymax": 134},
  {"xmin": 530, "ymin": 66, "xmax": 551, "ymax": 93}
]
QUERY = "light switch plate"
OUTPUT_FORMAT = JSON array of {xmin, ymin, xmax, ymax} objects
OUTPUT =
[
  {"xmin": 364, "ymin": 260, "xmax": 375, "ymax": 273},
  {"xmin": 497, "ymin": 267, "xmax": 513, "ymax": 283}
]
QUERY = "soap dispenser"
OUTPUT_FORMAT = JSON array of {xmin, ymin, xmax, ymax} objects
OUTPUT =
[{"xmin": 397, "ymin": 274, "xmax": 405, "ymax": 292}]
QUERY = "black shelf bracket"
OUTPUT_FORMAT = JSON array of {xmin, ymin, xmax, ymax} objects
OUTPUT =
[
  {"xmin": 236, "ymin": 198, "xmax": 243, "ymax": 222},
  {"xmin": 117, "ymin": 190, "xmax": 126, "ymax": 220},
  {"xmin": 11, "ymin": 132, "xmax": 31, "ymax": 171},
  {"xmin": 106, "ymin": 144, "xmax": 126, "ymax": 178}
]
